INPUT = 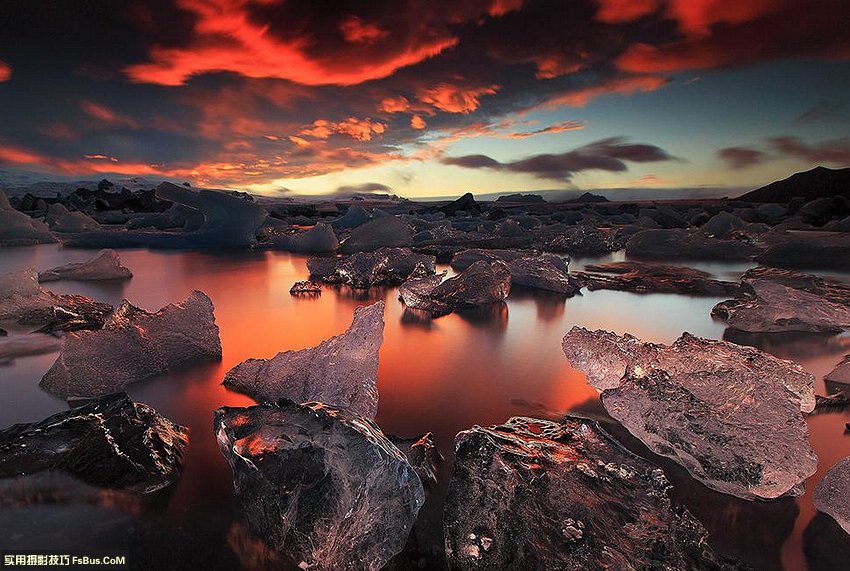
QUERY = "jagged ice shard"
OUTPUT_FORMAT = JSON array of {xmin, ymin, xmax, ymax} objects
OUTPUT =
[
  {"xmin": 41, "ymin": 291, "xmax": 222, "ymax": 398},
  {"xmin": 223, "ymin": 301, "xmax": 384, "ymax": 419},
  {"xmin": 814, "ymin": 456, "xmax": 850, "ymax": 536},
  {"xmin": 38, "ymin": 249, "xmax": 133, "ymax": 282},
  {"xmin": 562, "ymin": 327, "xmax": 818, "ymax": 500},
  {"xmin": 214, "ymin": 400, "xmax": 424, "ymax": 571}
]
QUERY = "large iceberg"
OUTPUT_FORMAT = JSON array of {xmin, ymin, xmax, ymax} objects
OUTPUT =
[
  {"xmin": 562, "ymin": 327, "xmax": 818, "ymax": 500},
  {"xmin": 64, "ymin": 182, "xmax": 267, "ymax": 248},
  {"xmin": 223, "ymin": 301, "xmax": 384, "ymax": 418},
  {"xmin": 0, "ymin": 191, "xmax": 56, "ymax": 247},
  {"xmin": 38, "ymin": 249, "xmax": 133, "ymax": 282},
  {"xmin": 444, "ymin": 415, "xmax": 731, "ymax": 569},
  {"xmin": 41, "ymin": 291, "xmax": 222, "ymax": 398},
  {"xmin": 0, "ymin": 393, "xmax": 188, "ymax": 493},
  {"xmin": 214, "ymin": 400, "xmax": 424, "ymax": 570}
]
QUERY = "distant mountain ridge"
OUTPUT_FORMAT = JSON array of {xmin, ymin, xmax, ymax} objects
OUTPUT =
[{"xmin": 738, "ymin": 166, "xmax": 850, "ymax": 203}]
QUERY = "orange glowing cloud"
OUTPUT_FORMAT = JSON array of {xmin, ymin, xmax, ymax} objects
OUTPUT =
[
  {"xmin": 418, "ymin": 83, "xmax": 500, "ymax": 114},
  {"xmin": 125, "ymin": 0, "xmax": 459, "ymax": 86},
  {"xmin": 506, "ymin": 120, "xmax": 586, "ymax": 138},
  {"xmin": 300, "ymin": 118, "xmax": 387, "ymax": 142},
  {"xmin": 410, "ymin": 114, "xmax": 427, "ymax": 130},
  {"xmin": 488, "ymin": 0, "xmax": 524, "ymax": 17},
  {"xmin": 666, "ymin": 0, "xmax": 776, "ymax": 37},
  {"xmin": 0, "ymin": 61, "xmax": 11, "ymax": 82},
  {"xmin": 379, "ymin": 96, "xmax": 411, "ymax": 113}
]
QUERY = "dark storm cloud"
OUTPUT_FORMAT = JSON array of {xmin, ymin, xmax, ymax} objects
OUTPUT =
[
  {"xmin": 334, "ymin": 182, "xmax": 394, "ymax": 196},
  {"xmin": 0, "ymin": 0, "xmax": 849, "ymax": 186},
  {"xmin": 441, "ymin": 137, "xmax": 675, "ymax": 180},
  {"xmin": 769, "ymin": 136, "xmax": 850, "ymax": 166},
  {"xmin": 717, "ymin": 147, "xmax": 767, "ymax": 169}
]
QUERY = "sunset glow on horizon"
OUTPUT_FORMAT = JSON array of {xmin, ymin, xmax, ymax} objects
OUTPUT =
[{"xmin": 1, "ymin": 0, "xmax": 849, "ymax": 198}]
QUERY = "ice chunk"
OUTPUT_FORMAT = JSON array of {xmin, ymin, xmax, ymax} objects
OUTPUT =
[
  {"xmin": 562, "ymin": 327, "xmax": 818, "ymax": 499},
  {"xmin": 38, "ymin": 249, "xmax": 133, "ymax": 282},
  {"xmin": 507, "ymin": 254, "xmax": 579, "ymax": 294},
  {"xmin": 0, "ymin": 268, "xmax": 113, "ymax": 332},
  {"xmin": 223, "ymin": 301, "xmax": 384, "ymax": 418},
  {"xmin": 214, "ymin": 400, "xmax": 424, "ymax": 570},
  {"xmin": 269, "ymin": 222, "xmax": 339, "ymax": 252},
  {"xmin": 387, "ymin": 432, "xmax": 443, "ymax": 488},
  {"xmin": 338, "ymin": 216, "xmax": 413, "ymax": 253},
  {"xmin": 64, "ymin": 182, "xmax": 267, "ymax": 248},
  {"xmin": 826, "ymin": 355, "xmax": 850, "ymax": 385},
  {"xmin": 331, "ymin": 205, "xmax": 371, "ymax": 229},
  {"xmin": 814, "ymin": 457, "xmax": 850, "ymax": 535},
  {"xmin": 575, "ymin": 261, "xmax": 739, "ymax": 296},
  {"xmin": 626, "ymin": 228, "xmax": 759, "ymax": 261},
  {"xmin": 0, "ymin": 191, "xmax": 56, "ymax": 247},
  {"xmin": 712, "ymin": 267, "xmax": 850, "ymax": 334},
  {"xmin": 398, "ymin": 260, "xmax": 511, "ymax": 317},
  {"xmin": 40, "ymin": 291, "xmax": 222, "ymax": 398},
  {"xmin": 444, "ymin": 415, "xmax": 732, "ymax": 569},
  {"xmin": 0, "ymin": 393, "xmax": 188, "ymax": 493},
  {"xmin": 307, "ymin": 248, "xmax": 435, "ymax": 289},
  {"xmin": 449, "ymin": 249, "xmax": 529, "ymax": 271},
  {"xmin": 289, "ymin": 280, "xmax": 322, "ymax": 295}
]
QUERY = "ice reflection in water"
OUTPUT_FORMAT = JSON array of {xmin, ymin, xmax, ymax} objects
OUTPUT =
[{"xmin": 0, "ymin": 245, "xmax": 848, "ymax": 570}]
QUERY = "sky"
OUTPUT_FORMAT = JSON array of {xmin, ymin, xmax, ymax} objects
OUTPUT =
[{"xmin": 0, "ymin": 0, "xmax": 849, "ymax": 198}]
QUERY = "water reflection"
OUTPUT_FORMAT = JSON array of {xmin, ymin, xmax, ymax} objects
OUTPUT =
[{"xmin": 0, "ymin": 245, "xmax": 848, "ymax": 570}]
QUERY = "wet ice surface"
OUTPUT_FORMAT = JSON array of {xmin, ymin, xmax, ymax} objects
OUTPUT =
[{"xmin": 0, "ymin": 244, "xmax": 848, "ymax": 570}]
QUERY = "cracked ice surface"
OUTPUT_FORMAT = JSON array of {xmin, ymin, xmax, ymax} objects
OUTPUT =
[
  {"xmin": 0, "ymin": 393, "xmax": 188, "ymax": 494},
  {"xmin": 214, "ymin": 400, "xmax": 424, "ymax": 571},
  {"xmin": 562, "ymin": 327, "xmax": 818, "ymax": 500},
  {"xmin": 444, "ymin": 415, "xmax": 731, "ymax": 569},
  {"xmin": 41, "ymin": 291, "xmax": 222, "ymax": 398},
  {"xmin": 398, "ymin": 260, "xmax": 511, "ymax": 317},
  {"xmin": 224, "ymin": 301, "xmax": 384, "ymax": 418}
]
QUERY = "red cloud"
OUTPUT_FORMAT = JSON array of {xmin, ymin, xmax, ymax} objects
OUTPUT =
[
  {"xmin": 124, "ymin": 0, "xmax": 463, "ymax": 86},
  {"xmin": 534, "ymin": 75, "xmax": 668, "ymax": 109},
  {"xmin": 300, "ymin": 118, "xmax": 387, "ymax": 142},
  {"xmin": 379, "ymin": 96, "xmax": 411, "ymax": 113},
  {"xmin": 418, "ymin": 83, "xmax": 499, "ymax": 114},
  {"xmin": 0, "ymin": 61, "xmax": 11, "ymax": 82},
  {"xmin": 506, "ymin": 120, "xmax": 586, "ymax": 139},
  {"xmin": 616, "ymin": 1, "xmax": 850, "ymax": 72},
  {"xmin": 594, "ymin": 0, "xmax": 660, "ymax": 24},
  {"xmin": 410, "ymin": 115, "xmax": 427, "ymax": 130},
  {"xmin": 80, "ymin": 101, "xmax": 139, "ymax": 129},
  {"xmin": 339, "ymin": 16, "xmax": 388, "ymax": 44}
]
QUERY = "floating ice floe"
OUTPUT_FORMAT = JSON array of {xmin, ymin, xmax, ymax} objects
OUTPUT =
[
  {"xmin": 223, "ymin": 301, "xmax": 384, "ymax": 419},
  {"xmin": 40, "ymin": 291, "xmax": 221, "ymax": 398},
  {"xmin": 38, "ymin": 249, "xmax": 133, "ymax": 282}
]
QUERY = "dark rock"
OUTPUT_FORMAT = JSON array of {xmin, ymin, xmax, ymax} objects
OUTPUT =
[
  {"xmin": 289, "ymin": 281, "xmax": 322, "ymax": 295},
  {"xmin": 564, "ymin": 191, "xmax": 609, "ymax": 203},
  {"xmin": 814, "ymin": 392, "xmax": 850, "ymax": 409},
  {"xmin": 495, "ymin": 193, "xmax": 546, "ymax": 203},
  {"xmin": 438, "ymin": 193, "xmax": 481, "ymax": 216},
  {"xmin": 387, "ymin": 432, "xmax": 443, "ymax": 488},
  {"xmin": 562, "ymin": 327, "xmax": 817, "ymax": 500},
  {"xmin": 575, "ymin": 261, "xmax": 739, "ymax": 296},
  {"xmin": 214, "ymin": 400, "xmax": 424, "ymax": 570},
  {"xmin": 339, "ymin": 217, "xmax": 413, "ymax": 253},
  {"xmin": 814, "ymin": 457, "xmax": 850, "ymax": 535},
  {"xmin": 223, "ymin": 302, "xmax": 384, "ymax": 418},
  {"xmin": 712, "ymin": 267, "xmax": 850, "ymax": 334},
  {"xmin": 546, "ymin": 225, "xmax": 615, "ymax": 256},
  {"xmin": 757, "ymin": 232, "xmax": 850, "ymax": 270},
  {"xmin": 444, "ymin": 415, "xmax": 732, "ymax": 570},
  {"xmin": 41, "ymin": 291, "xmax": 222, "ymax": 398},
  {"xmin": 398, "ymin": 260, "xmax": 511, "ymax": 317},
  {"xmin": 0, "ymin": 393, "xmax": 187, "ymax": 493},
  {"xmin": 626, "ymin": 229, "xmax": 759, "ymax": 261}
]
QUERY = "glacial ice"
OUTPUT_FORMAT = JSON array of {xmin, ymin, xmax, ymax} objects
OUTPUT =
[
  {"xmin": 40, "ymin": 291, "xmax": 222, "ymax": 398},
  {"xmin": 38, "ymin": 249, "xmax": 133, "ymax": 282},
  {"xmin": 444, "ymin": 415, "xmax": 732, "ymax": 569},
  {"xmin": 338, "ymin": 217, "xmax": 413, "ymax": 253},
  {"xmin": 562, "ymin": 327, "xmax": 818, "ymax": 500},
  {"xmin": 398, "ymin": 260, "xmax": 511, "ymax": 317},
  {"xmin": 575, "ymin": 261, "xmax": 739, "ymax": 296},
  {"xmin": 814, "ymin": 456, "xmax": 850, "ymax": 535},
  {"xmin": 307, "ymin": 248, "xmax": 435, "ymax": 289},
  {"xmin": 0, "ymin": 191, "xmax": 56, "ymax": 247},
  {"xmin": 214, "ymin": 400, "xmax": 424, "ymax": 570},
  {"xmin": 269, "ymin": 222, "xmax": 339, "ymax": 252},
  {"xmin": 0, "ymin": 393, "xmax": 188, "ymax": 493},
  {"xmin": 223, "ymin": 301, "xmax": 384, "ymax": 418}
]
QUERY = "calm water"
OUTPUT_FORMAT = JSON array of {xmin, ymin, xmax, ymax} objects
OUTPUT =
[{"xmin": 0, "ymin": 244, "xmax": 848, "ymax": 570}]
